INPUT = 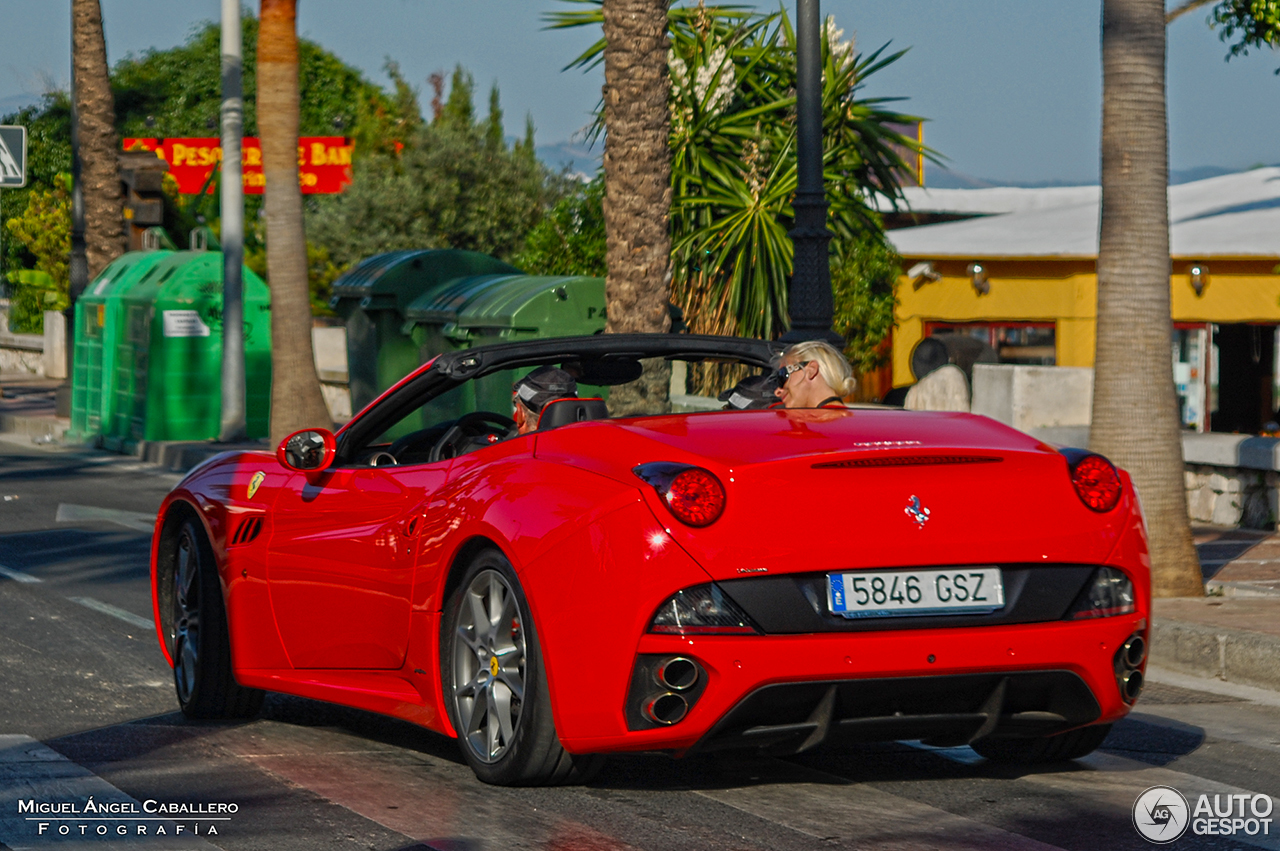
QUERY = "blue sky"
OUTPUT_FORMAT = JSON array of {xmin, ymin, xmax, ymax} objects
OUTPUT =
[{"xmin": 0, "ymin": 1, "xmax": 1277, "ymax": 185}]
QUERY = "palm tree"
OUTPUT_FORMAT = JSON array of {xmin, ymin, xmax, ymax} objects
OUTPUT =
[
  {"xmin": 71, "ymin": 0, "xmax": 123, "ymax": 278},
  {"xmin": 549, "ymin": 2, "xmax": 923, "ymax": 394},
  {"xmin": 1091, "ymin": 0, "xmax": 1202, "ymax": 597},
  {"xmin": 600, "ymin": 0, "xmax": 673, "ymax": 415},
  {"xmin": 258, "ymin": 0, "xmax": 331, "ymax": 441}
]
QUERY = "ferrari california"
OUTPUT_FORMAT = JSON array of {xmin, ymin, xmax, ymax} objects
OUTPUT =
[{"xmin": 150, "ymin": 334, "xmax": 1150, "ymax": 786}]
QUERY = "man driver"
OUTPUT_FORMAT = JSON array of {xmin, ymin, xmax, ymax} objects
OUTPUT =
[{"xmin": 512, "ymin": 366, "xmax": 578, "ymax": 434}]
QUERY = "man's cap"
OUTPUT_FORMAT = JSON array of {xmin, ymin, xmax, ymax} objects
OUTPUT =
[
  {"xmin": 513, "ymin": 366, "xmax": 577, "ymax": 413},
  {"xmin": 719, "ymin": 373, "xmax": 779, "ymax": 410}
]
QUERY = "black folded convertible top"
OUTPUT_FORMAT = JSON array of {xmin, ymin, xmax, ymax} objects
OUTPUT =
[
  {"xmin": 337, "ymin": 334, "xmax": 786, "ymax": 456},
  {"xmin": 432, "ymin": 334, "xmax": 784, "ymax": 380}
]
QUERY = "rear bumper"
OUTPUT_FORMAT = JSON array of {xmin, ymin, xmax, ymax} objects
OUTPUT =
[
  {"xmin": 557, "ymin": 613, "xmax": 1144, "ymax": 754},
  {"xmin": 692, "ymin": 669, "xmax": 1098, "ymax": 754}
]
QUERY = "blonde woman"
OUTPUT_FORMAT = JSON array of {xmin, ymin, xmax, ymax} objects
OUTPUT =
[{"xmin": 773, "ymin": 340, "xmax": 856, "ymax": 408}]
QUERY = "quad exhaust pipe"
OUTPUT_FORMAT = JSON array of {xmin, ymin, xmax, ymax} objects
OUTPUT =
[
  {"xmin": 629, "ymin": 655, "xmax": 705, "ymax": 729},
  {"xmin": 1114, "ymin": 631, "xmax": 1146, "ymax": 704},
  {"xmin": 1122, "ymin": 635, "xmax": 1146, "ymax": 669},
  {"xmin": 656, "ymin": 657, "xmax": 698, "ymax": 691},
  {"xmin": 1121, "ymin": 670, "xmax": 1144, "ymax": 703},
  {"xmin": 644, "ymin": 692, "xmax": 689, "ymax": 725}
]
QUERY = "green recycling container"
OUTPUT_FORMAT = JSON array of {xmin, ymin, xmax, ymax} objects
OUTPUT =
[
  {"xmin": 69, "ymin": 250, "xmax": 174, "ymax": 441},
  {"xmin": 99, "ymin": 250, "xmax": 272, "ymax": 446},
  {"xmin": 329, "ymin": 249, "xmax": 521, "ymax": 413},
  {"xmin": 402, "ymin": 274, "xmax": 607, "ymax": 429}
]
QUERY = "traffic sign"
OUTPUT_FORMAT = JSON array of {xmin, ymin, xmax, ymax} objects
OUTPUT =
[{"xmin": 0, "ymin": 125, "xmax": 26, "ymax": 188}]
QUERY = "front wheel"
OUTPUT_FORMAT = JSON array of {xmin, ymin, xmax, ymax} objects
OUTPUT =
[
  {"xmin": 441, "ymin": 549, "xmax": 602, "ymax": 785},
  {"xmin": 971, "ymin": 723, "xmax": 1112, "ymax": 764},
  {"xmin": 168, "ymin": 517, "xmax": 264, "ymax": 719}
]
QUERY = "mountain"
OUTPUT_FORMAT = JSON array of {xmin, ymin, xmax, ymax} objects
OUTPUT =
[
  {"xmin": 535, "ymin": 141, "xmax": 600, "ymax": 179},
  {"xmin": 924, "ymin": 163, "xmax": 1264, "ymax": 190},
  {"xmin": 0, "ymin": 93, "xmax": 41, "ymax": 120}
]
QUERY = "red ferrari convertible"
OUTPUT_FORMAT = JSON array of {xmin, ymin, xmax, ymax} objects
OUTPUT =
[{"xmin": 150, "ymin": 334, "xmax": 1150, "ymax": 785}]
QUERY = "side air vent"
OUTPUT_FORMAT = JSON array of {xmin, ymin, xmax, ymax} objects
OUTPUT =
[
  {"xmin": 229, "ymin": 514, "xmax": 265, "ymax": 546},
  {"xmin": 813, "ymin": 455, "xmax": 1003, "ymax": 469}
]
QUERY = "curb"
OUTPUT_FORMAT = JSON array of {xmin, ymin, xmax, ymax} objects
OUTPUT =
[
  {"xmin": 134, "ymin": 439, "xmax": 270, "ymax": 473},
  {"xmin": 0, "ymin": 412, "xmax": 69, "ymax": 442},
  {"xmin": 1, "ymin": 413, "xmax": 268, "ymax": 474},
  {"xmin": 1150, "ymin": 617, "xmax": 1280, "ymax": 693}
]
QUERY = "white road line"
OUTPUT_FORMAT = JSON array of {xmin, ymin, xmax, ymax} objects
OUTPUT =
[
  {"xmin": 0, "ymin": 735, "xmax": 218, "ymax": 850},
  {"xmin": 1146, "ymin": 664, "xmax": 1280, "ymax": 708},
  {"xmin": 0, "ymin": 564, "xmax": 41, "ymax": 584},
  {"xmin": 696, "ymin": 759, "xmax": 1067, "ymax": 851},
  {"xmin": 66, "ymin": 597, "xmax": 154, "ymax": 631},
  {"xmin": 218, "ymin": 729, "xmax": 637, "ymax": 850},
  {"xmin": 55, "ymin": 503, "xmax": 156, "ymax": 534},
  {"xmin": 1019, "ymin": 751, "xmax": 1280, "ymax": 851}
]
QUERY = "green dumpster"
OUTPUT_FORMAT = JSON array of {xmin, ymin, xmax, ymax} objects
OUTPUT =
[
  {"xmin": 329, "ymin": 249, "xmax": 521, "ymax": 412},
  {"xmin": 69, "ymin": 250, "xmax": 174, "ymax": 441},
  {"xmin": 402, "ymin": 274, "xmax": 607, "ymax": 428},
  {"xmin": 97, "ymin": 250, "xmax": 272, "ymax": 446}
]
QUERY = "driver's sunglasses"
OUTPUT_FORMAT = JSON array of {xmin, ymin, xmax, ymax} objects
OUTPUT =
[{"xmin": 775, "ymin": 361, "xmax": 810, "ymax": 386}]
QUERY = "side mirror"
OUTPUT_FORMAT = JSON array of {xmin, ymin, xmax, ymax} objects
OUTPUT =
[{"xmin": 277, "ymin": 428, "xmax": 337, "ymax": 473}]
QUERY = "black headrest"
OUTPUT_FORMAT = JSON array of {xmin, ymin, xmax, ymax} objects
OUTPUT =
[{"xmin": 538, "ymin": 398, "xmax": 610, "ymax": 430}]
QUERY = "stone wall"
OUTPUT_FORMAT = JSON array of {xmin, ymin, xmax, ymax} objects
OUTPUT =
[
  {"xmin": 1181, "ymin": 435, "xmax": 1280, "ymax": 530},
  {"xmin": 0, "ymin": 300, "xmax": 45, "ymax": 376},
  {"xmin": 1185, "ymin": 465, "xmax": 1278, "ymax": 529}
]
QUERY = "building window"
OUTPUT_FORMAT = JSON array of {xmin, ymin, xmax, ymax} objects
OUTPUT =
[{"xmin": 924, "ymin": 323, "xmax": 1056, "ymax": 365}]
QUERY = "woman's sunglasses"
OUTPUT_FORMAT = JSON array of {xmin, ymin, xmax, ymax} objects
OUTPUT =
[{"xmin": 774, "ymin": 361, "xmax": 810, "ymax": 386}]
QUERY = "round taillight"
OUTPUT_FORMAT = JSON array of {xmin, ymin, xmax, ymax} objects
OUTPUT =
[
  {"xmin": 1071, "ymin": 454, "xmax": 1122, "ymax": 512},
  {"xmin": 663, "ymin": 468, "xmax": 726, "ymax": 527}
]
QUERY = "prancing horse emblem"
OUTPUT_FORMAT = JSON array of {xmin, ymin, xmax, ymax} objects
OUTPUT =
[{"xmin": 905, "ymin": 495, "xmax": 930, "ymax": 528}]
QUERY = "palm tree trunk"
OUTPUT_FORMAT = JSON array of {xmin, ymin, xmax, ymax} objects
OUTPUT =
[
  {"xmin": 71, "ymin": 0, "xmax": 123, "ymax": 279},
  {"xmin": 602, "ymin": 0, "xmax": 673, "ymax": 415},
  {"xmin": 1092, "ymin": 0, "xmax": 1202, "ymax": 597},
  {"xmin": 259, "ymin": 0, "xmax": 331, "ymax": 442}
]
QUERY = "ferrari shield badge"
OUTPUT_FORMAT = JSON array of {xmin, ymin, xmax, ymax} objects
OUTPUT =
[
  {"xmin": 247, "ymin": 471, "xmax": 266, "ymax": 500},
  {"xmin": 904, "ymin": 495, "xmax": 930, "ymax": 528}
]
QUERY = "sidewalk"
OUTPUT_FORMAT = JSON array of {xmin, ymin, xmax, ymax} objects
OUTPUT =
[
  {"xmin": 0, "ymin": 373, "xmax": 267, "ymax": 471},
  {"xmin": 0, "ymin": 375, "xmax": 66, "ymax": 442},
  {"xmin": 1147, "ymin": 526, "xmax": 1280, "ymax": 693}
]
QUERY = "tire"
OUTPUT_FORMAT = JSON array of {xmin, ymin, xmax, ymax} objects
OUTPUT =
[
  {"xmin": 971, "ymin": 723, "xmax": 1112, "ymax": 764},
  {"xmin": 168, "ymin": 517, "xmax": 264, "ymax": 719},
  {"xmin": 441, "ymin": 549, "xmax": 603, "ymax": 786}
]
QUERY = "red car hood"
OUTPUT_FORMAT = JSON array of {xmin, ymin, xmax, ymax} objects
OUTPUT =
[{"xmin": 536, "ymin": 408, "xmax": 1133, "ymax": 580}]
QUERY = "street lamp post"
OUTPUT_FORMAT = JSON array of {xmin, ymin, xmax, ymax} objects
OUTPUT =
[
  {"xmin": 781, "ymin": 0, "xmax": 842, "ymax": 347},
  {"xmin": 218, "ymin": 0, "xmax": 247, "ymax": 441},
  {"xmin": 61, "ymin": 10, "xmax": 90, "ymax": 418}
]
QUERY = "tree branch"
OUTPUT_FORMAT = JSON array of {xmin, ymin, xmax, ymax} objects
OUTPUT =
[{"xmin": 1166, "ymin": 0, "xmax": 1214, "ymax": 25}]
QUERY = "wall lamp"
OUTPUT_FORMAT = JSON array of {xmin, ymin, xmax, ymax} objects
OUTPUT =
[
  {"xmin": 908, "ymin": 261, "xmax": 941, "ymax": 290},
  {"xmin": 968, "ymin": 262, "xmax": 989, "ymax": 295},
  {"xmin": 1189, "ymin": 264, "xmax": 1208, "ymax": 298}
]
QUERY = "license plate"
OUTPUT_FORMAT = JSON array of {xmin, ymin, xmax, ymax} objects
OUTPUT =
[{"xmin": 827, "ymin": 567, "xmax": 1004, "ymax": 618}]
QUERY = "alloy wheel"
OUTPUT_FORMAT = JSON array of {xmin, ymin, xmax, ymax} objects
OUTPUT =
[
  {"xmin": 451, "ymin": 569, "xmax": 527, "ymax": 763},
  {"xmin": 172, "ymin": 529, "xmax": 200, "ymax": 704}
]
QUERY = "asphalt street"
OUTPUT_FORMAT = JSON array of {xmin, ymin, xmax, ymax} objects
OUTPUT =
[{"xmin": 2, "ymin": 435, "xmax": 1279, "ymax": 851}]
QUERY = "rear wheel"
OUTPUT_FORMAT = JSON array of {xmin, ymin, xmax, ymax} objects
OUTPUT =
[
  {"xmin": 442, "ymin": 549, "xmax": 602, "ymax": 785},
  {"xmin": 971, "ymin": 723, "xmax": 1112, "ymax": 764},
  {"xmin": 169, "ymin": 517, "xmax": 264, "ymax": 719}
]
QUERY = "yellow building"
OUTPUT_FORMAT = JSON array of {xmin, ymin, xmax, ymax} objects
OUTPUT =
[{"xmin": 886, "ymin": 169, "xmax": 1280, "ymax": 434}]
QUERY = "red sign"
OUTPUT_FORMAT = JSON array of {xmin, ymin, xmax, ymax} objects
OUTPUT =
[{"xmin": 123, "ymin": 137, "xmax": 354, "ymax": 195}]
